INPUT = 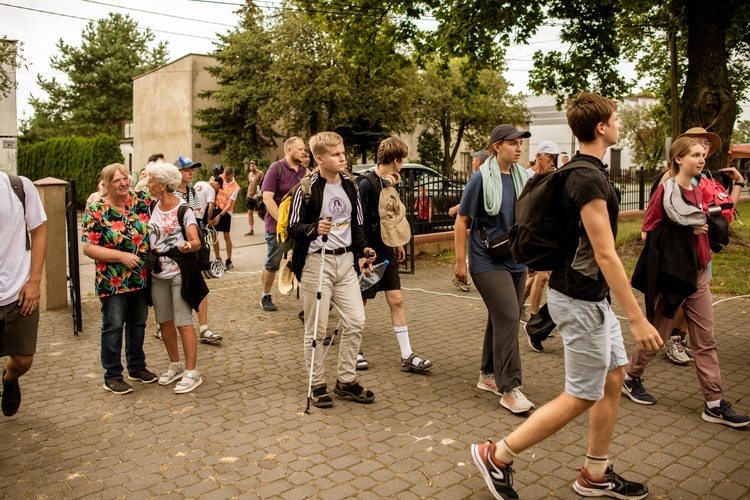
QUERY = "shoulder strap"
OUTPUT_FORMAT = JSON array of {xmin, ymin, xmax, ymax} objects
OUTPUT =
[
  {"xmin": 275, "ymin": 161, "xmax": 283, "ymax": 181},
  {"xmin": 8, "ymin": 175, "xmax": 26, "ymax": 214}
]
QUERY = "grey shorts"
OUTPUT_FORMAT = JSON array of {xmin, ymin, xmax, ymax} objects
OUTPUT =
[
  {"xmin": 0, "ymin": 301, "xmax": 39, "ymax": 357},
  {"xmin": 150, "ymin": 274, "xmax": 194, "ymax": 328},
  {"xmin": 547, "ymin": 288, "xmax": 628, "ymax": 401}
]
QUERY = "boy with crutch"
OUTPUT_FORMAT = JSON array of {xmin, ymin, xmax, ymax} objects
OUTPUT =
[{"xmin": 288, "ymin": 132, "xmax": 377, "ymax": 409}]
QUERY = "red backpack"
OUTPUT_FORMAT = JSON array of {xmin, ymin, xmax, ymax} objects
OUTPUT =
[{"xmin": 698, "ymin": 173, "xmax": 734, "ymax": 252}]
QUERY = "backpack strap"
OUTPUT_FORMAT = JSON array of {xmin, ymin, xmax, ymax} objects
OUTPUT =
[{"xmin": 8, "ymin": 174, "xmax": 30, "ymax": 251}]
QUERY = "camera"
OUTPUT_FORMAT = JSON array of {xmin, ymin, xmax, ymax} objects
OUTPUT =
[{"xmin": 707, "ymin": 206, "xmax": 723, "ymax": 217}]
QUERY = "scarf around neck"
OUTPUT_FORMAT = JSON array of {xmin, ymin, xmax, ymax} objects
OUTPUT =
[
  {"xmin": 662, "ymin": 177, "xmax": 706, "ymax": 229},
  {"xmin": 479, "ymin": 156, "xmax": 529, "ymax": 217}
]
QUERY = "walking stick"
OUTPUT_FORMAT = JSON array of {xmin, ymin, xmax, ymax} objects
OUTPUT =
[{"xmin": 305, "ymin": 233, "xmax": 329, "ymax": 414}]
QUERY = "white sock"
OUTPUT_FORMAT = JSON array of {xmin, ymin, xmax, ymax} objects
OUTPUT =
[
  {"xmin": 262, "ymin": 292, "xmax": 271, "ymax": 298},
  {"xmin": 394, "ymin": 326, "xmax": 414, "ymax": 360},
  {"xmin": 170, "ymin": 361, "xmax": 183, "ymax": 370},
  {"xmin": 184, "ymin": 369, "xmax": 198, "ymax": 377},
  {"xmin": 624, "ymin": 373, "xmax": 633, "ymax": 382},
  {"xmin": 706, "ymin": 399, "xmax": 722, "ymax": 409},
  {"xmin": 199, "ymin": 325, "xmax": 208, "ymax": 333}
]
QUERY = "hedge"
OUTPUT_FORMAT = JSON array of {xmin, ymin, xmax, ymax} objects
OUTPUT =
[{"xmin": 17, "ymin": 134, "xmax": 124, "ymax": 207}]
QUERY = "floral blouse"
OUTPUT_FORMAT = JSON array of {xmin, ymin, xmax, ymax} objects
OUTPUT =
[{"xmin": 81, "ymin": 190, "xmax": 151, "ymax": 297}]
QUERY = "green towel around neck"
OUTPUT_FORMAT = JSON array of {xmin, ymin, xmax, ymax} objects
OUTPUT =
[{"xmin": 479, "ymin": 156, "xmax": 529, "ymax": 216}]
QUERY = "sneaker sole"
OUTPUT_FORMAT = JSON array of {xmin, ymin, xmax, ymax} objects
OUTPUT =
[
  {"xmin": 573, "ymin": 480, "xmax": 648, "ymax": 499},
  {"xmin": 199, "ymin": 337, "xmax": 222, "ymax": 344},
  {"xmin": 355, "ymin": 362, "xmax": 368, "ymax": 370},
  {"xmin": 499, "ymin": 399, "xmax": 534, "ymax": 414},
  {"xmin": 620, "ymin": 386, "xmax": 656, "ymax": 405},
  {"xmin": 102, "ymin": 383, "xmax": 133, "ymax": 395},
  {"xmin": 126, "ymin": 374, "xmax": 158, "ymax": 384},
  {"xmin": 477, "ymin": 382, "xmax": 502, "ymax": 397},
  {"xmin": 470, "ymin": 445, "xmax": 510, "ymax": 500},
  {"xmin": 701, "ymin": 412, "xmax": 750, "ymax": 428},
  {"xmin": 174, "ymin": 377, "xmax": 203, "ymax": 394}
]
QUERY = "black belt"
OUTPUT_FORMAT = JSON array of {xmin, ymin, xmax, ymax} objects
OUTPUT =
[{"xmin": 313, "ymin": 247, "xmax": 349, "ymax": 255}]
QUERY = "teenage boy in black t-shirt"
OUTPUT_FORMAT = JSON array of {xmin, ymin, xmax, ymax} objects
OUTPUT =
[{"xmin": 470, "ymin": 93, "xmax": 662, "ymax": 500}]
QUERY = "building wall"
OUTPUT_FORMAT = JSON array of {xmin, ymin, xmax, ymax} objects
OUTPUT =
[
  {"xmin": 133, "ymin": 54, "xmax": 223, "ymax": 175},
  {"xmin": 0, "ymin": 40, "xmax": 18, "ymax": 174}
]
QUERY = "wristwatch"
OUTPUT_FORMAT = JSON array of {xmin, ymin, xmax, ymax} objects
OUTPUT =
[{"xmin": 735, "ymin": 181, "xmax": 745, "ymax": 188}]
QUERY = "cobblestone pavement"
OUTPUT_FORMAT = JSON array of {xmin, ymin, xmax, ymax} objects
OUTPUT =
[{"xmin": 2, "ymin": 224, "xmax": 749, "ymax": 499}]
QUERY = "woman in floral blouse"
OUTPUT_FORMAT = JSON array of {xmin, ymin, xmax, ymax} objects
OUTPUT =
[
  {"xmin": 82, "ymin": 163, "xmax": 158, "ymax": 395},
  {"xmin": 146, "ymin": 162, "xmax": 207, "ymax": 394}
]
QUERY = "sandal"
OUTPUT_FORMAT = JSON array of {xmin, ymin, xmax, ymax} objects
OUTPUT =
[
  {"xmin": 334, "ymin": 380, "xmax": 375, "ymax": 403},
  {"xmin": 356, "ymin": 352, "xmax": 368, "ymax": 370},
  {"xmin": 311, "ymin": 384, "xmax": 333, "ymax": 408},
  {"xmin": 199, "ymin": 329, "xmax": 222, "ymax": 344},
  {"xmin": 401, "ymin": 353, "xmax": 432, "ymax": 373}
]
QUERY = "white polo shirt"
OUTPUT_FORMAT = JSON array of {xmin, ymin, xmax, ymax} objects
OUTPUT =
[{"xmin": 0, "ymin": 172, "xmax": 47, "ymax": 306}]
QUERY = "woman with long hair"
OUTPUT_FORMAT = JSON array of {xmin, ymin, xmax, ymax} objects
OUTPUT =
[{"xmin": 453, "ymin": 124, "xmax": 533, "ymax": 414}]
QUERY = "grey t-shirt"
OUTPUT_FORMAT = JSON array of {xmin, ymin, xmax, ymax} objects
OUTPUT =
[{"xmin": 458, "ymin": 172, "xmax": 526, "ymax": 275}]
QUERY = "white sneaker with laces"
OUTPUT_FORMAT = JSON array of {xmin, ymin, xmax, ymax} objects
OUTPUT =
[
  {"xmin": 174, "ymin": 371, "xmax": 202, "ymax": 394},
  {"xmin": 665, "ymin": 335, "xmax": 690, "ymax": 364},
  {"xmin": 500, "ymin": 387, "xmax": 535, "ymax": 413},
  {"xmin": 158, "ymin": 362, "xmax": 185, "ymax": 386}
]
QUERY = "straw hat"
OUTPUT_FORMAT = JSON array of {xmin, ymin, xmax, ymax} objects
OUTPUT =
[
  {"xmin": 278, "ymin": 258, "xmax": 297, "ymax": 296},
  {"xmin": 678, "ymin": 127, "xmax": 722, "ymax": 157},
  {"xmin": 378, "ymin": 186, "xmax": 411, "ymax": 247}
]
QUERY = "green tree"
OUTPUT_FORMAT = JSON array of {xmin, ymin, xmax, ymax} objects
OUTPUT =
[
  {"xmin": 194, "ymin": 4, "xmax": 278, "ymax": 167},
  {"xmin": 733, "ymin": 120, "xmax": 750, "ymax": 144},
  {"xmin": 21, "ymin": 13, "xmax": 167, "ymax": 142},
  {"xmin": 618, "ymin": 100, "xmax": 669, "ymax": 171},
  {"xmin": 0, "ymin": 37, "xmax": 25, "ymax": 99},
  {"xmin": 416, "ymin": 129, "xmax": 443, "ymax": 170},
  {"xmin": 416, "ymin": 58, "xmax": 528, "ymax": 175}
]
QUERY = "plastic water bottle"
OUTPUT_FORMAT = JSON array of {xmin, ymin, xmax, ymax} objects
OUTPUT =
[{"xmin": 359, "ymin": 260, "xmax": 390, "ymax": 291}]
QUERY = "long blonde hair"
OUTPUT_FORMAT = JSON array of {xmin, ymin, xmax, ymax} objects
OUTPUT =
[{"xmin": 669, "ymin": 137, "xmax": 703, "ymax": 177}]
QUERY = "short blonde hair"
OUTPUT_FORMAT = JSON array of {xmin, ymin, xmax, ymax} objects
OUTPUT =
[
  {"xmin": 145, "ymin": 161, "xmax": 182, "ymax": 191},
  {"xmin": 309, "ymin": 132, "xmax": 344, "ymax": 158},
  {"xmin": 100, "ymin": 163, "xmax": 129, "ymax": 197}
]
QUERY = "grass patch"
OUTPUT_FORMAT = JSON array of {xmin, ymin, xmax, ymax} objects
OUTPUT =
[{"xmin": 415, "ymin": 200, "xmax": 750, "ymax": 295}]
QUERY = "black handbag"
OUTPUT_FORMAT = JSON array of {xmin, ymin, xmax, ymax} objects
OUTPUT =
[{"xmin": 479, "ymin": 225, "xmax": 511, "ymax": 261}]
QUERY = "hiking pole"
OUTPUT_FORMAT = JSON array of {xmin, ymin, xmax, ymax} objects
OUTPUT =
[
  {"xmin": 321, "ymin": 318, "xmax": 343, "ymax": 361},
  {"xmin": 305, "ymin": 227, "xmax": 330, "ymax": 414}
]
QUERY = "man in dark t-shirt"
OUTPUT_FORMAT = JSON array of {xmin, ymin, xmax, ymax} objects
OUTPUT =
[{"xmin": 470, "ymin": 93, "xmax": 662, "ymax": 500}]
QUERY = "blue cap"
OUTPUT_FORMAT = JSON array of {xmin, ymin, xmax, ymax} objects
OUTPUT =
[{"xmin": 173, "ymin": 156, "xmax": 203, "ymax": 170}]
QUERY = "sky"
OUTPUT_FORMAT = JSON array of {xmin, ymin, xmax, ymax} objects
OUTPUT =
[{"xmin": 2, "ymin": 0, "xmax": 750, "ymax": 126}]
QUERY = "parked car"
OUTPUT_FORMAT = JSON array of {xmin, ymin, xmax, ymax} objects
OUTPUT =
[{"xmin": 352, "ymin": 164, "xmax": 467, "ymax": 219}]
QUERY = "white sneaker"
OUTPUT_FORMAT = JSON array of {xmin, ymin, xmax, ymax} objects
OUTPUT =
[
  {"xmin": 500, "ymin": 387, "xmax": 535, "ymax": 413},
  {"xmin": 477, "ymin": 372, "xmax": 502, "ymax": 396},
  {"xmin": 158, "ymin": 362, "xmax": 185, "ymax": 386},
  {"xmin": 174, "ymin": 371, "xmax": 202, "ymax": 394},
  {"xmin": 664, "ymin": 336, "xmax": 690, "ymax": 365}
]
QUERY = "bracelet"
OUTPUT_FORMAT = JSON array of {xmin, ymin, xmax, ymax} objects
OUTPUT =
[{"xmin": 735, "ymin": 182, "xmax": 745, "ymax": 188}]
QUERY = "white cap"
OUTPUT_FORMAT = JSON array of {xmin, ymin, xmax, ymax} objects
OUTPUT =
[{"xmin": 536, "ymin": 140, "xmax": 561, "ymax": 155}]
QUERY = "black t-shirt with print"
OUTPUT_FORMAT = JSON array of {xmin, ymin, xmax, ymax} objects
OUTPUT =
[{"xmin": 549, "ymin": 153, "xmax": 619, "ymax": 302}]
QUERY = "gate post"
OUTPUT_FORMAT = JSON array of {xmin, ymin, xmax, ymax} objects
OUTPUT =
[{"xmin": 33, "ymin": 177, "xmax": 69, "ymax": 310}]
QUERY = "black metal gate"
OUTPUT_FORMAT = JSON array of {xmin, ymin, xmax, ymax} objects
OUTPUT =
[{"xmin": 66, "ymin": 180, "xmax": 82, "ymax": 336}]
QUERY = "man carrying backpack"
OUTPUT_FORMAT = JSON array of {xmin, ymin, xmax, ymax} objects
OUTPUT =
[
  {"xmin": 471, "ymin": 92, "xmax": 662, "ymax": 500},
  {"xmin": 0, "ymin": 172, "xmax": 47, "ymax": 416},
  {"xmin": 173, "ymin": 156, "xmax": 222, "ymax": 344},
  {"xmin": 259, "ymin": 137, "xmax": 307, "ymax": 311}
]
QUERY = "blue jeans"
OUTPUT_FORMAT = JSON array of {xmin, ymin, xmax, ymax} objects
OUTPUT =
[
  {"xmin": 99, "ymin": 289, "xmax": 148, "ymax": 381},
  {"xmin": 264, "ymin": 232, "xmax": 283, "ymax": 271}
]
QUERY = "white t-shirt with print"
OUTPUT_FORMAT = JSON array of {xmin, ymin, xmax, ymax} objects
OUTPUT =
[
  {"xmin": 308, "ymin": 180, "xmax": 352, "ymax": 253},
  {"xmin": 193, "ymin": 181, "xmax": 215, "ymax": 220},
  {"xmin": 0, "ymin": 173, "xmax": 48, "ymax": 306},
  {"xmin": 148, "ymin": 200, "xmax": 197, "ymax": 280}
]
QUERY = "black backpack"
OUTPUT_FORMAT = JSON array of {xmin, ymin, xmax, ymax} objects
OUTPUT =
[
  {"xmin": 508, "ymin": 158, "xmax": 602, "ymax": 271},
  {"xmin": 150, "ymin": 200, "xmax": 211, "ymax": 271},
  {"xmin": 7, "ymin": 174, "xmax": 30, "ymax": 251}
]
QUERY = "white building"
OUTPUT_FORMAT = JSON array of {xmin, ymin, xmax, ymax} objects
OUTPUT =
[{"xmin": 0, "ymin": 39, "xmax": 18, "ymax": 174}]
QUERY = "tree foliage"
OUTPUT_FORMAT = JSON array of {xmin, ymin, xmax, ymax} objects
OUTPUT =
[
  {"xmin": 21, "ymin": 13, "xmax": 167, "ymax": 143},
  {"xmin": 416, "ymin": 58, "xmax": 528, "ymax": 175},
  {"xmin": 733, "ymin": 120, "xmax": 750, "ymax": 145},
  {"xmin": 0, "ymin": 37, "xmax": 25, "ymax": 99},
  {"xmin": 194, "ymin": 4, "xmax": 277, "ymax": 167},
  {"xmin": 618, "ymin": 100, "xmax": 669, "ymax": 170}
]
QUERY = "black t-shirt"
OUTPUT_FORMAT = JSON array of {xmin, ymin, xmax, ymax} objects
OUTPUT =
[{"xmin": 548, "ymin": 153, "xmax": 619, "ymax": 302}]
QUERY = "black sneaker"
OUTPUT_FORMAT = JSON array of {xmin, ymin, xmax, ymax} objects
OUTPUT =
[
  {"xmin": 470, "ymin": 439, "xmax": 518, "ymax": 500},
  {"xmin": 574, "ymin": 465, "xmax": 648, "ymax": 499},
  {"xmin": 127, "ymin": 369, "xmax": 158, "ymax": 384},
  {"xmin": 334, "ymin": 380, "xmax": 375, "ymax": 403},
  {"xmin": 260, "ymin": 295, "xmax": 277, "ymax": 311},
  {"xmin": 225, "ymin": 259, "xmax": 233, "ymax": 270},
  {"xmin": 103, "ymin": 378, "xmax": 134, "ymax": 395},
  {"xmin": 298, "ymin": 310, "xmax": 304, "ymax": 323},
  {"xmin": 622, "ymin": 377, "xmax": 656, "ymax": 405},
  {"xmin": 524, "ymin": 323, "xmax": 544, "ymax": 352},
  {"xmin": 701, "ymin": 400, "xmax": 750, "ymax": 428},
  {"xmin": 1, "ymin": 370, "xmax": 22, "ymax": 417}
]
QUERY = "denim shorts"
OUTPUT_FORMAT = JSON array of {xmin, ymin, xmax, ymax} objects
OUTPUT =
[
  {"xmin": 264, "ymin": 232, "xmax": 283, "ymax": 272},
  {"xmin": 547, "ymin": 288, "xmax": 628, "ymax": 401}
]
